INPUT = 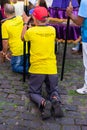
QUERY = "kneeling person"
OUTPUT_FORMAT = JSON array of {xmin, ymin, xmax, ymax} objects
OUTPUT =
[
  {"xmin": 1, "ymin": 4, "xmax": 29, "ymax": 73},
  {"xmin": 21, "ymin": 6, "xmax": 64, "ymax": 119}
]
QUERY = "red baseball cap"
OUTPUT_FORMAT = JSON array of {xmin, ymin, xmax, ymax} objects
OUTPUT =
[{"xmin": 33, "ymin": 6, "xmax": 48, "ymax": 21}]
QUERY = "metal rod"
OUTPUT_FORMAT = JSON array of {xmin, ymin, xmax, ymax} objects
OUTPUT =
[
  {"xmin": 60, "ymin": 17, "xmax": 70, "ymax": 80},
  {"xmin": 60, "ymin": 0, "xmax": 72, "ymax": 80},
  {"xmin": 23, "ymin": 41, "xmax": 26, "ymax": 82},
  {"xmin": 23, "ymin": 0, "xmax": 28, "ymax": 82}
]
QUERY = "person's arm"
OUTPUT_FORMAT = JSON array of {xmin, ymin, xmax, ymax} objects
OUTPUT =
[
  {"xmin": 0, "ymin": 39, "xmax": 11, "ymax": 61},
  {"xmin": 21, "ymin": 12, "xmax": 31, "ymax": 41},
  {"xmin": 1, "ymin": 21, "xmax": 11, "ymax": 61},
  {"xmin": 66, "ymin": 2, "xmax": 84, "ymax": 26},
  {"xmin": 21, "ymin": 23, "xmax": 28, "ymax": 41},
  {"xmin": 2, "ymin": 39, "xmax": 9, "ymax": 53},
  {"xmin": 67, "ymin": 11, "xmax": 84, "ymax": 26},
  {"xmin": 48, "ymin": 17, "xmax": 67, "ymax": 23}
]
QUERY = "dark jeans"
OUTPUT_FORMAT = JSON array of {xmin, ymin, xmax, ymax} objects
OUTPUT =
[
  {"xmin": 29, "ymin": 74, "xmax": 61, "ymax": 107},
  {"xmin": 11, "ymin": 54, "xmax": 29, "ymax": 73}
]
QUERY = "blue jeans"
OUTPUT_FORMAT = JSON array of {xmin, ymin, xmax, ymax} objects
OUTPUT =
[{"xmin": 11, "ymin": 54, "xmax": 29, "ymax": 73}]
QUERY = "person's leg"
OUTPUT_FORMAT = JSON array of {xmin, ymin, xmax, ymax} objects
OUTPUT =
[
  {"xmin": 45, "ymin": 74, "xmax": 64, "ymax": 117},
  {"xmin": 29, "ymin": 74, "xmax": 52, "ymax": 119},
  {"xmin": 78, "ymin": 41, "xmax": 82, "ymax": 53},
  {"xmin": 11, "ymin": 54, "xmax": 29, "ymax": 73},
  {"xmin": 72, "ymin": 42, "xmax": 80, "ymax": 51},
  {"xmin": 29, "ymin": 74, "xmax": 46, "ymax": 107},
  {"xmin": 76, "ymin": 42, "xmax": 87, "ymax": 94},
  {"xmin": 45, "ymin": 74, "xmax": 61, "ymax": 102},
  {"xmin": 72, "ymin": 41, "xmax": 82, "ymax": 54}
]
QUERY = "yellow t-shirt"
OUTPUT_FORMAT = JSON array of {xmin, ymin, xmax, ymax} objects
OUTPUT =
[
  {"xmin": 2, "ymin": 16, "xmax": 28, "ymax": 56},
  {"xmin": 24, "ymin": 26, "xmax": 57, "ymax": 74}
]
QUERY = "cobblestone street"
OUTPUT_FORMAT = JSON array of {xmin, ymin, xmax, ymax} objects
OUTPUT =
[{"xmin": 0, "ymin": 44, "xmax": 87, "ymax": 130}]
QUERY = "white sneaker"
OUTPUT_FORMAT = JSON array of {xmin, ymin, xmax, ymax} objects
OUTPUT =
[
  {"xmin": 76, "ymin": 85, "xmax": 87, "ymax": 94},
  {"xmin": 72, "ymin": 47, "xmax": 78, "ymax": 51}
]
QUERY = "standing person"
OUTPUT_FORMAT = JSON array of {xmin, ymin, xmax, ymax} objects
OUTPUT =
[
  {"xmin": 28, "ymin": 0, "xmax": 35, "ymax": 16},
  {"xmin": 21, "ymin": 6, "xmax": 64, "ymax": 119},
  {"xmin": 28, "ymin": 0, "xmax": 48, "ymax": 16},
  {"xmin": 1, "ymin": 4, "xmax": 29, "ymax": 73},
  {"xmin": 71, "ymin": 0, "xmax": 82, "ymax": 54},
  {"xmin": 66, "ymin": 0, "xmax": 87, "ymax": 94}
]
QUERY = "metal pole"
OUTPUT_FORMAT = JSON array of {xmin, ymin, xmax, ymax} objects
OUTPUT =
[
  {"xmin": 60, "ymin": 0, "xmax": 72, "ymax": 80},
  {"xmin": 23, "ymin": 41, "xmax": 26, "ymax": 82},
  {"xmin": 23, "ymin": 0, "xmax": 29, "ymax": 82},
  {"xmin": 60, "ymin": 17, "xmax": 70, "ymax": 80}
]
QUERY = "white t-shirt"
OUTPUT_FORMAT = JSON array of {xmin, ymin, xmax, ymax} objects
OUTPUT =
[{"xmin": 13, "ymin": 1, "xmax": 24, "ymax": 16}]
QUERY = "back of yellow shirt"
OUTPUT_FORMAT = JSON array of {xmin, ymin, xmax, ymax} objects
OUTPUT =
[
  {"xmin": 2, "ymin": 16, "xmax": 27, "ymax": 56},
  {"xmin": 24, "ymin": 26, "xmax": 57, "ymax": 74}
]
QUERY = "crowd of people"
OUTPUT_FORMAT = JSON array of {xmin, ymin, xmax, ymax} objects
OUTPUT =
[
  {"xmin": 0, "ymin": 0, "xmax": 86, "ymax": 120},
  {"xmin": 0, "ymin": 0, "xmax": 64, "ymax": 120}
]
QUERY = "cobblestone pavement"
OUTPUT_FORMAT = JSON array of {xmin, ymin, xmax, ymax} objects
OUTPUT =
[{"xmin": 0, "ymin": 44, "xmax": 87, "ymax": 130}]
